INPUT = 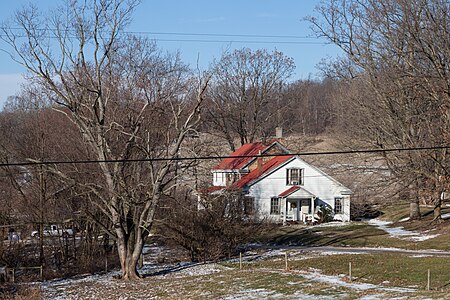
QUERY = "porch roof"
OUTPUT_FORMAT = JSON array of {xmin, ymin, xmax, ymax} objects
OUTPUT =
[
  {"xmin": 279, "ymin": 186, "xmax": 316, "ymax": 198},
  {"xmin": 278, "ymin": 186, "xmax": 301, "ymax": 197}
]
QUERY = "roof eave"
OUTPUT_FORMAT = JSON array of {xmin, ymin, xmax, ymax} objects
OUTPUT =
[{"xmin": 244, "ymin": 155, "xmax": 296, "ymax": 187}]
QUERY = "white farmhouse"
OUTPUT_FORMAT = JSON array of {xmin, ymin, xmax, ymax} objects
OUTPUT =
[{"xmin": 210, "ymin": 140, "xmax": 351, "ymax": 223}]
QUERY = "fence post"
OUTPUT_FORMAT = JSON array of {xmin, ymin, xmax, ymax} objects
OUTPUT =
[
  {"xmin": 105, "ymin": 256, "xmax": 108, "ymax": 273},
  {"xmin": 239, "ymin": 252, "xmax": 242, "ymax": 270},
  {"xmin": 40, "ymin": 265, "xmax": 43, "ymax": 280},
  {"xmin": 12, "ymin": 268, "xmax": 15, "ymax": 283},
  {"xmin": 349, "ymin": 262, "xmax": 352, "ymax": 282},
  {"xmin": 285, "ymin": 252, "xmax": 288, "ymax": 271},
  {"xmin": 427, "ymin": 269, "xmax": 430, "ymax": 291}
]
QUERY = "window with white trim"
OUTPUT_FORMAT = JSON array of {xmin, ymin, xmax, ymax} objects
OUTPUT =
[
  {"xmin": 270, "ymin": 197, "xmax": 281, "ymax": 215},
  {"xmin": 334, "ymin": 197, "xmax": 344, "ymax": 214},
  {"xmin": 286, "ymin": 168, "xmax": 303, "ymax": 185}
]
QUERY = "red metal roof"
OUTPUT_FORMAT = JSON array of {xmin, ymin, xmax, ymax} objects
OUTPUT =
[
  {"xmin": 278, "ymin": 186, "xmax": 301, "ymax": 197},
  {"xmin": 233, "ymin": 155, "xmax": 293, "ymax": 188},
  {"xmin": 213, "ymin": 142, "xmax": 269, "ymax": 170}
]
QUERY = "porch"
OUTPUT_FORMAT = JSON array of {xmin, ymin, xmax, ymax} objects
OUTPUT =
[{"xmin": 278, "ymin": 186, "xmax": 316, "ymax": 225}]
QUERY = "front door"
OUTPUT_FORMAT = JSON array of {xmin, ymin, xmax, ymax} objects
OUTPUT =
[{"xmin": 287, "ymin": 199, "xmax": 300, "ymax": 221}]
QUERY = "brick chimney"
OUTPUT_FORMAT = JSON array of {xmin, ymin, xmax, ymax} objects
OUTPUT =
[{"xmin": 275, "ymin": 127, "xmax": 283, "ymax": 139}]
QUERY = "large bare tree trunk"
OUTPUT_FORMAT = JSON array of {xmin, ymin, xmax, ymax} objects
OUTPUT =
[
  {"xmin": 433, "ymin": 191, "xmax": 442, "ymax": 222},
  {"xmin": 409, "ymin": 182, "xmax": 421, "ymax": 220},
  {"xmin": 116, "ymin": 229, "xmax": 142, "ymax": 280},
  {"xmin": 409, "ymin": 202, "xmax": 421, "ymax": 220}
]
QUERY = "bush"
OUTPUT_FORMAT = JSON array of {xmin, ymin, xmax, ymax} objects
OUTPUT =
[
  {"xmin": 316, "ymin": 205, "xmax": 334, "ymax": 224},
  {"xmin": 350, "ymin": 202, "xmax": 382, "ymax": 220},
  {"xmin": 158, "ymin": 190, "xmax": 268, "ymax": 262}
]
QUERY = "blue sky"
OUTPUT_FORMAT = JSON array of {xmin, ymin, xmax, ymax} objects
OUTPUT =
[{"xmin": 0, "ymin": 0, "xmax": 341, "ymax": 109}]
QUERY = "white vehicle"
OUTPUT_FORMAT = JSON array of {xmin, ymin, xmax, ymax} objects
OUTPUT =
[{"xmin": 31, "ymin": 225, "xmax": 74, "ymax": 238}]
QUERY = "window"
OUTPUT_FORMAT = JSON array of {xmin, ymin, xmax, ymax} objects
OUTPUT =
[
  {"xmin": 226, "ymin": 173, "xmax": 237, "ymax": 186},
  {"xmin": 270, "ymin": 197, "xmax": 281, "ymax": 215},
  {"xmin": 244, "ymin": 197, "xmax": 255, "ymax": 215},
  {"xmin": 334, "ymin": 197, "xmax": 344, "ymax": 214},
  {"xmin": 286, "ymin": 168, "xmax": 303, "ymax": 185}
]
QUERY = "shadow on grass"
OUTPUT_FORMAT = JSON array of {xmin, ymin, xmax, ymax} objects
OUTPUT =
[
  {"xmin": 269, "ymin": 225, "xmax": 388, "ymax": 247},
  {"xmin": 144, "ymin": 262, "xmax": 204, "ymax": 278}
]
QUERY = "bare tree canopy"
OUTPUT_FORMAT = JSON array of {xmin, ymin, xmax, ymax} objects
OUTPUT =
[
  {"xmin": 1, "ymin": 0, "xmax": 209, "ymax": 279},
  {"xmin": 308, "ymin": 0, "xmax": 450, "ymax": 219},
  {"xmin": 205, "ymin": 48, "xmax": 295, "ymax": 151}
]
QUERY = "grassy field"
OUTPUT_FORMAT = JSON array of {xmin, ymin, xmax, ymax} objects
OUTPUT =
[
  {"xmin": 231, "ymin": 253, "xmax": 450, "ymax": 290},
  {"xmin": 41, "ymin": 252, "xmax": 450, "ymax": 299},
  {"xmin": 11, "ymin": 203, "xmax": 450, "ymax": 299},
  {"xmin": 261, "ymin": 203, "xmax": 450, "ymax": 250}
]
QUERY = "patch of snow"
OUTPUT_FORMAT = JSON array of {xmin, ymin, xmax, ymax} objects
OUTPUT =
[
  {"xmin": 225, "ymin": 288, "xmax": 333, "ymax": 300},
  {"xmin": 296, "ymin": 269, "xmax": 415, "ymax": 293},
  {"xmin": 41, "ymin": 272, "xmax": 119, "ymax": 299},
  {"xmin": 319, "ymin": 250, "xmax": 365, "ymax": 256},
  {"xmin": 399, "ymin": 217, "xmax": 410, "ymax": 222},
  {"xmin": 407, "ymin": 234, "xmax": 440, "ymax": 242},
  {"xmin": 409, "ymin": 254, "xmax": 432, "ymax": 258},
  {"xmin": 441, "ymin": 213, "xmax": 450, "ymax": 219},
  {"xmin": 230, "ymin": 249, "xmax": 308, "ymax": 263},
  {"xmin": 367, "ymin": 219, "xmax": 440, "ymax": 241},
  {"xmin": 358, "ymin": 295, "xmax": 388, "ymax": 300},
  {"xmin": 222, "ymin": 288, "xmax": 285, "ymax": 299},
  {"xmin": 161, "ymin": 263, "xmax": 231, "ymax": 278},
  {"xmin": 358, "ymin": 246, "xmax": 449, "ymax": 254}
]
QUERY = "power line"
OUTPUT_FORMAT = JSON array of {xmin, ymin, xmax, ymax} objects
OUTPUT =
[
  {"xmin": 0, "ymin": 27, "xmax": 328, "ymax": 45},
  {"xmin": 131, "ymin": 31, "xmax": 315, "ymax": 39},
  {"xmin": 0, "ymin": 27, "xmax": 318, "ymax": 39},
  {"xmin": 0, "ymin": 34, "xmax": 326, "ymax": 45},
  {"xmin": 143, "ymin": 39, "xmax": 325, "ymax": 45},
  {"xmin": 0, "ymin": 170, "xmax": 385, "ymax": 181},
  {"xmin": 0, "ymin": 145, "xmax": 448, "ymax": 168}
]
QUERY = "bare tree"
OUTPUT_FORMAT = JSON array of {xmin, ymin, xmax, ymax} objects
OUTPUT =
[
  {"xmin": 282, "ymin": 78, "xmax": 336, "ymax": 136},
  {"xmin": 308, "ymin": 0, "xmax": 450, "ymax": 220},
  {"xmin": 205, "ymin": 48, "xmax": 295, "ymax": 151},
  {"xmin": 1, "ymin": 0, "xmax": 209, "ymax": 279}
]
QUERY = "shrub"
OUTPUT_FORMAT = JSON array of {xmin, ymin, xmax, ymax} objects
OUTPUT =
[
  {"xmin": 316, "ymin": 205, "xmax": 334, "ymax": 224},
  {"xmin": 158, "ymin": 190, "xmax": 268, "ymax": 262}
]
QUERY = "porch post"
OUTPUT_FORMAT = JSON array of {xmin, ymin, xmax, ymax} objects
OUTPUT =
[
  {"xmin": 281, "ymin": 197, "xmax": 287, "ymax": 225},
  {"xmin": 311, "ymin": 197, "xmax": 315, "ymax": 224}
]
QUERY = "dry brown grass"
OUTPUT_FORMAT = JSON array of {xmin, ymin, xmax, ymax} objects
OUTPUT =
[{"xmin": 0, "ymin": 284, "xmax": 42, "ymax": 300}]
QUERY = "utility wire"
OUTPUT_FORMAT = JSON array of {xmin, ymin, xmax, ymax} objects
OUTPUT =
[
  {"xmin": 0, "ymin": 34, "xmax": 326, "ymax": 45},
  {"xmin": 0, "ymin": 171, "xmax": 386, "ymax": 180},
  {"xmin": 143, "ymin": 39, "xmax": 324, "ymax": 45},
  {"xmin": 0, "ymin": 27, "xmax": 318, "ymax": 39},
  {"xmin": 0, "ymin": 27, "xmax": 328, "ymax": 45},
  {"xmin": 0, "ymin": 145, "xmax": 448, "ymax": 168}
]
